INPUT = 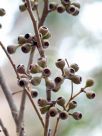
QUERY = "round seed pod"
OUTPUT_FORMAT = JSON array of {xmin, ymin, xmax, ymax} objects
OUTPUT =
[
  {"xmin": 0, "ymin": 8, "xmax": 6, "ymax": 16},
  {"xmin": 39, "ymin": 26, "xmax": 49, "ymax": 36},
  {"xmin": 59, "ymin": 111, "xmax": 68, "ymax": 120},
  {"xmin": 46, "ymin": 78, "xmax": 55, "ymax": 90},
  {"xmin": 69, "ymin": 101, "xmax": 77, "ymax": 109},
  {"xmin": 54, "ymin": 76, "xmax": 64, "ymax": 86},
  {"xmin": 17, "ymin": 64, "xmax": 26, "ymax": 74},
  {"xmin": 21, "ymin": 43, "xmax": 31, "ymax": 53},
  {"xmin": 55, "ymin": 59, "xmax": 65, "ymax": 70},
  {"xmin": 38, "ymin": 98, "xmax": 48, "ymax": 107},
  {"xmin": 57, "ymin": 4, "xmax": 65, "ymax": 13},
  {"xmin": 18, "ymin": 78, "xmax": 29, "ymax": 87},
  {"xmin": 7, "ymin": 45, "xmax": 18, "ymax": 54},
  {"xmin": 64, "ymin": 67, "xmax": 75, "ymax": 78},
  {"xmin": 57, "ymin": 97, "xmax": 65, "ymax": 107},
  {"xmin": 72, "ymin": 112, "xmax": 82, "ymax": 120},
  {"xmin": 42, "ymin": 31, "xmax": 51, "ymax": 39},
  {"xmin": 42, "ymin": 67, "xmax": 51, "ymax": 78},
  {"xmin": 72, "ymin": 7, "xmax": 79, "ymax": 16},
  {"xmin": 18, "ymin": 35, "xmax": 26, "ymax": 44},
  {"xmin": 30, "ymin": 64, "xmax": 42, "ymax": 73},
  {"xmin": 66, "ymin": 5, "xmax": 76, "ymax": 15},
  {"xmin": 85, "ymin": 79, "xmax": 94, "ymax": 88},
  {"xmin": 37, "ymin": 57, "xmax": 47, "ymax": 68},
  {"xmin": 61, "ymin": 0, "xmax": 70, "ymax": 6},
  {"xmin": 40, "ymin": 105, "xmax": 51, "ymax": 114},
  {"xmin": 31, "ymin": 76, "xmax": 41, "ymax": 86},
  {"xmin": 31, "ymin": 89, "xmax": 38, "ymax": 98},
  {"xmin": 42, "ymin": 39, "xmax": 50, "ymax": 49},
  {"xmin": 52, "ymin": 84, "xmax": 61, "ymax": 92},
  {"xmin": 19, "ymin": 4, "xmax": 27, "ymax": 12},
  {"xmin": 70, "ymin": 75, "xmax": 82, "ymax": 84},
  {"xmin": 86, "ymin": 91, "xmax": 95, "ymax": 99},
  {"xmin": 71, "ymin": 2, "xmax": 80, "ymax": 9},
  {"xmin": 70, "ymin": 63, "xmax": 79, "ymax": 72},
  {"xmin": 49, "ymin": 2, "xmax": 57, "ymax": 11},
  {"xmin": 49, "ymin": 107, "xmax": 58, "ymax": 117}
]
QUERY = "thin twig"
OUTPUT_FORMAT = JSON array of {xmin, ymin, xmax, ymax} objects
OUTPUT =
[
  {"xmin": 53, "ymin": 117, "xmax": 60, "ymax": 136},
  {"xmin": 0, "ymin": 68, "xmax": 18, "ymax": 125},
  {"xmin": 12, "ymin": 90, "xmax": 22, "ymax": 95},
  {"xmin": 0, "ymin": 41, "xmax": 19, "ymax": 79},
  {"xmin": 0, "ymin": 119, "xmax": 10, "ymax": 136}
]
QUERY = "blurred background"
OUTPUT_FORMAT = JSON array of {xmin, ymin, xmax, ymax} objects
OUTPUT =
[{"xmin": 0, "ymin": 0, "xmax": 102, "ymax": 136}]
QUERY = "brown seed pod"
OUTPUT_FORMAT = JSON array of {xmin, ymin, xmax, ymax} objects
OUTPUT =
[
  {"xmin": 49, "ymin": 107, "xmax": 58, "ymax": 117},
  {"xmin": 72, "ymin": 112, "xmax": 82, "ymax": 120},
  {"xmin": 17, "ymin": 64, "xmax": 26, "ymax": 74},
  {"xmin": 19, "ymin": 3, "xmax": 27, "ymax": 12},
  {"xmin": 86, "ymin": 91, "xmax": 95, "ymax": 99},
  {"xmin": 69, "ymin": 101, "xmax": 77, "ymax": 109},
  {"xmin": 21, "ymin": 43, "xmax": 31, "ymax": 53},
  {"xmin": 40, "ymin": 105, "xmax": 51, "ymax": 114},
  {"xmin": 37, "ymin": 57, "xmax": 47, "ymax": 68},
  {"xmin": 57, "ymin": 4, "xmax": 65, "ymax": 13},
  {"xmin": 31, "ymin": 76, "xmax": 41, "ymax": 86},
  {"xmin": 71, "ymin": 2, "xmax": 80, "ymax": 9},
  {"xmin": 55, "ymin": 59, "xmax": 65, "ymax": 70},
  {"xmin": 31, "ymin": 89, "xmax": 38, "ymax": 98},
  {"xmin": 38, "ymin": 98, "xmax": 48, "ymax": 107},
  {"xmin": 70, "ymin": 63, "xmax": 79, "ymax": 72},
  {"xmin": 45, "ymin": 78, "xmax": 55, "ymax": 90},
  {"xmin": 18, "ymin": 78, "xmax": 29, "ymax": 87},
  {"xmin": 7, "ymin": 45, "xmax": 18, "ymax": 54},
  {"xmin": 0, "ymin": 8, "xmax": 6, "ymax": 16},
  {"xmin": 18, "ymin": 35, "xmax": 26, "ymax": 44},
  {"xmin": 61, "ymin": 0, "xmax": 70, "ymax": 7},
  {"xmin": 42, "ymin": 67, "xmax": 51, "ymax": 78},
  {"xmin": 57, "ymin": 97, "xmax": 66, "ymax": 107},
  {"xmin": 52, "ymin": 84, "xmax": 61, "ymax": 92},
  {"xmin": 49, "ymin": 2, "xmax": 57, "ymax": 11},
  {"xmin": 85, "ymin": 79, "xmax": 94, "ymax": 88},
  {"xmin": 66, "ymin": 5, "xmax": 76, "ymax": 15},
  {"xmin": 69, "ymin": 74, "xmax": 82, "ymax": 84},
  {"xmin": 30, "ymin": 64, "xmax": 42, "ymax": 73},
  {"xmin": 42, "ymin": 39, "xmax": 50, "ymax": 49},
  {"xmin": 59, "ymin": 111, "xmax": 68, "ymax": 120},
  {"xmin": 64, "ymin": 67, "xmax": 75, "ymax": 78},
  {"xmin": 54, "ymin": 76, "xmax": 64, "ymax": 86},
  {"xmin": 39, "ymin": 26, "xmax": 49, "ymax": 36}
]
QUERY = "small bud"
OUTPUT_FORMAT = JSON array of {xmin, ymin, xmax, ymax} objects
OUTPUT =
[
  {"xmin": 31, "ymin": 89, "xmax": 38, "ymax": 98},
  {"xmin": 49, "ymin": 2, "xmax": 57, "ymax": 11},
  {"xmin": 52, "ymin": 84, "xmax": 61, "ymax": 92},
  {"xmin": 46, "ymin": 78, "xmax": 55, "ymax": 90},
  {"xmin": 42, "ymin": 39, "xmax": 50, "ymax": 49},
  {"xmin": 18, "ymin": 35, "xmax": 26, "ymax": 44},
  {"xmin": 54, "ymin": 76, "xmax": 64, "ymax": 86},
  {"xmin": 31, "ymin": 76, "xmax": 41, "ymax": 86},
  {"xmin": 70, "ymin": 63, "xmax": 79, "ymax": 72},
  {"xmin": 64, "ymin": 67, "xmax": 75, "ymax": 78},
  {"xmin": 86, "ymin": 91, "xmax": 95, "ymax": 99},
  {"xmin": 38, "ymin": 98, "xmax": 48, "ymax": 107},
  {"xmin": 18, "ymin": 78, "xmax": 29, "ymax": 87},
  {"xmin": 57, "ymin": 97, "xmax": 65, "ymax": 107},
  {"xmin": 85, "ymin": 79, "xmax": 94, "ymax": 87},
  {"xmin": 0, "ymin": 8, "xmax": 6, "ymax": 16},
  {"xmin": 49, "ymin": 107, "xmax": 58, "ymax": 117},
  {"xmin": 7, "ymin": 45, "xmax": 18, "ymax": 54},
  {"xmin": 21, "ymin": 43, "xmax": 31, "ymax": 53},
  {"xmin": 37, "ymin": 57, "xmax": 47, "ymax": 68},
  {"xmin": 72, "ymin": 112, "xmax": 82, "ymax": 120},
  {"xmin": 59, "ymin": 111, "xmax": 68, "ymax": 120},
  {"xmin": 19, "ymin": 4, "xmax": 27, "ymax": 12},
  {"xmin": 39, "ymin": 26, "xmax": 49, "ymax": 36},
  {"xmin": 70, "ymin": 75, "xmax": 82, "ymax": 84},
  {"xmin": 69, "ymin": 101, "xmax": 77, "ymax": 109},
  {"xmin": 17, "ymin": 64, "xmax": 26, "ymax": 74},
  {"xmin": 71, "ymin": 2, "xmax": 80, "ymax": 9},
  {"xmin": 55, "ymin": 59, "xmax": 65, "ymax": 70},
  {"xmin": 40, "ymin": 105, "xmax": 51, "ymax": 114},
  {"xmin": 30, "ymin": 64, "xmax": 42, "ymax": 73},
  {"xmin": 57, "ymin": 4, "xmax": 65, "ymax": 13},
  {"xmin": 42, "ymin": 67, "xmax": 51, "ymax": 78}
]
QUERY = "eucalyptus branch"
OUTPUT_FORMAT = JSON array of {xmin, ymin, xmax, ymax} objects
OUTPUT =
[
  {"xmin": 0, "ymin": 119, "xmax": 10, "ymax": 136},
  {"xmin": 53, "ymin": 117, "xmax": 60, "ymax": 136}
]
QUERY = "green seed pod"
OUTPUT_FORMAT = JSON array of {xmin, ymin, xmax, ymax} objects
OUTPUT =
[
  {"xmin": 39, "ymin": 26, "xmax": 49, "ymax": 36},
  {"xmin": 66, "ymin": 5, "xmax": 76, "ymax": 15},
  {"xmin": 72, "ymin": 112, "xmax": 82, "ymax": 120},
  {"xmin": 70, "ymin": 63, "xmax": 79, "ymax": 72},
  {"xmin": 57, "ymin": 4, "xmax": 65, "ymax": 13},
  {"xmin": 64, "ymin": 67, "xmax": 75, "ymax": 78},
  {"xmin": 85, "ymin": 79, "xmax": 94, "ymax": 87},
  {"xmin": 59, "ymin": 111, "xmax": 68, "ymax": 120},
  {"xmin": 52, "ymin": 84, "xmax": 61, "ymax": 92},
  {"xmin": 17, "ymin": 64, "xmax": 26, "ymax": 74},
  {"xmin": 57, "ymin": 97, "xmax": 66, "ymax": 107},
  {"xmin": 40, "ymin": 105, "xmax": 51, "ymax": 114},
  {"xmin": 55, "ymin": 59, "xmax": 65, "ymax": 70},
  {"xmin": 31, "ymin": 76, "xmax": 41, "ymax": 86},
  {"xmin": 70, "ymin": 75, "xmax": 82, "ymax": 84},
  {"xmin": 31, "ymin": 89, "xmax": 38, "ymax": 98},
  {"xmin": 19, "ymin": 3, "xmax": 27, "ymax": 12},
  {"xmin": 0, "ymin": 8, "xmax": 6, "ymax": 16},
  {"xmin": 54, "ymin": 76, "xmax": 64, "ymax": 86},
  {"xmin": 18, "ymin": 35, "xmax": 26, "ymax": 44},
  {"xmin": 45, "ymin": 78, "xmax": 55, "ymax": 90},
  {"xmin": 37, "ymin": 57, "xmax": 47, "ymax": 68},
  {"xmin": 42, "ymin": 67, "xmax": 51, "ymax": 78},
  {"xmin": 42, "ymin": 39, "xmax": 50, "ymax": 49},
  {"xmin": 30, "ymin": 64, "xmax": 42, "ymax": 73},
  {"xmin": 49, "ymin": 107, "xmax": 58, "ymax": 117},
  {"xmin": 18, "ymin": 78, "xmax": 29, "ymax": 87},
  {"xmin": 42, "ymin": 31, "xmax": 51, "ymax": 39},
  {"xmin": 86, "ymin": 91, "xmax": 95, "ymax": 99},
  {"xmin": 69, "ymin": 101, "xmax": 77, "ymax": 109},
  {"xmin": 71, "ymin": 2, "xmax": 80, "ymax": 9},
  {"xmin": 49, "ymin": 2, "xmax": 57, "ymax": 11},
  {"xmin": 38, "ymin": 98, "xmax": 48, "ymax": 107},
  {"xmin": 7, "ymin": 45, "xmax": 18, "ymax": 54},
  {"xmin": 21, "ymin": 43, "xmax": 31, "ymax": 53}
]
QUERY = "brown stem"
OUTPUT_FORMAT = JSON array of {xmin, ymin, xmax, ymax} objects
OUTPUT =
[
  {"xmin": 0, "ymin": 119, "xmax": 10, "ymax": 136},
  {"xmin": 53, "ymin": 117, "xmax": 60, "ymax": 136}
]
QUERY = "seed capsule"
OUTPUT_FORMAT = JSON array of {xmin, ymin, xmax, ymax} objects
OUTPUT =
[
  {"xmin": 18, "ymin": 78, "xmax": 29, "ymax": 87},
  {"xmin": 31, "ymin": 89, "xmax": 38, "ymax": 98},
  {"xmin": 42, "ymin": 39, "xmax": 50, "ymax": 49},
  {"xmin": 30, "ymin": 64, "xmax": 42, "ymax": 73},
  {"xmin": 57, "ymin": 97, "xmax": 65, "ymax": 107},
  {"xmin": 59, "ymin": 111, "xmax": 68, "ymax": 120},
  {"xmin": 42, "ymin": 67, "xmax": 51, "ymax": 78},
  {"xmin": 72, "ymin": 112, "xmax": 82, "ymax": 120},
  {"xmin": 31, "ymin": 76, "xmax": 41, "ymax": 86},
  {"xmin": 64, "ymin": 67, "xmax": 75, "ymax": 78},
  {"xmin": 55, "ymin": 59, "xmax": 65, "ymax": 70},
  {"xmin": 69, "ymin": 101, "xmax": 77, "ymax": 109},
  {"xmin": 85, "ymin": 79, "xmax": 94, "ymax": 87},
  {"xmin": 86, "ymin": 91, "xmax": 95, "ymax": 99},
  {"xmin": 39, "ymin": 26, "xmax": 49, "ymax": 36},
  {"xmin": 70, "ymin": 63, "xmax": 79, "ymax": 72},
  {"xmin": 70, "ymin": 75, "xmax": 82, "ymax": 84},
  {"xmin": 71, "ymin": 2, "xmax": 80, "ymax": 9},
  {"xmin": 7, "ymin": 45, "xmax": 18, "ymax": 54},
  {"xmin": 17, "ymin": 64, "xmax": 26, "ymax": 74},
  {"xmin": 49, "ymin": 2, "xmax": 57, "ymax": 11},
  {"xmin": 38, "ymin": 98, "xmax": 48, "ymax": 107},
  {"xmin": 40, "ymin": 105, "xmax": 51, "ymax": 114},
  {"xmin": 66, "ymin": 5, "xmax": 76, "ymax": 15},
  {"xmin": 37, "ymin": 57, "xmax": 47, "ymax": 68},
  {"xmin": 54, "ymin": 76, "xmax": 64, "ymax": 86},
  {"xmin": 0, "ymin": 8, "xmax": 6, "ymax": 16},
  {"xmin": 18, "ymin": 35, "xmax": 26, "ymax": 44},
  {"xmin": 45, "ymin": 78, "xmax": 55, "ymax": 90},
  {"xmin": 19, "ymin": 4, "xmax": 27, "ymax": 12},
  {"xmin": 21, "ymin": 43, "xmax": 31, "ymax": 53},
  {"xmin": 61, "ymin": 0, "xmax": 70, "ymax": 6},
  {"xmin": 57, "ymin": 4, "xmax": 65, "ymax": 13},
  {"xmin": 52, "ymin": 84, "xmax": 61, "ymax": 92},
  {"xmin": 49, "ymin": 107, "xmax": 58, "ymax": 117}
]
